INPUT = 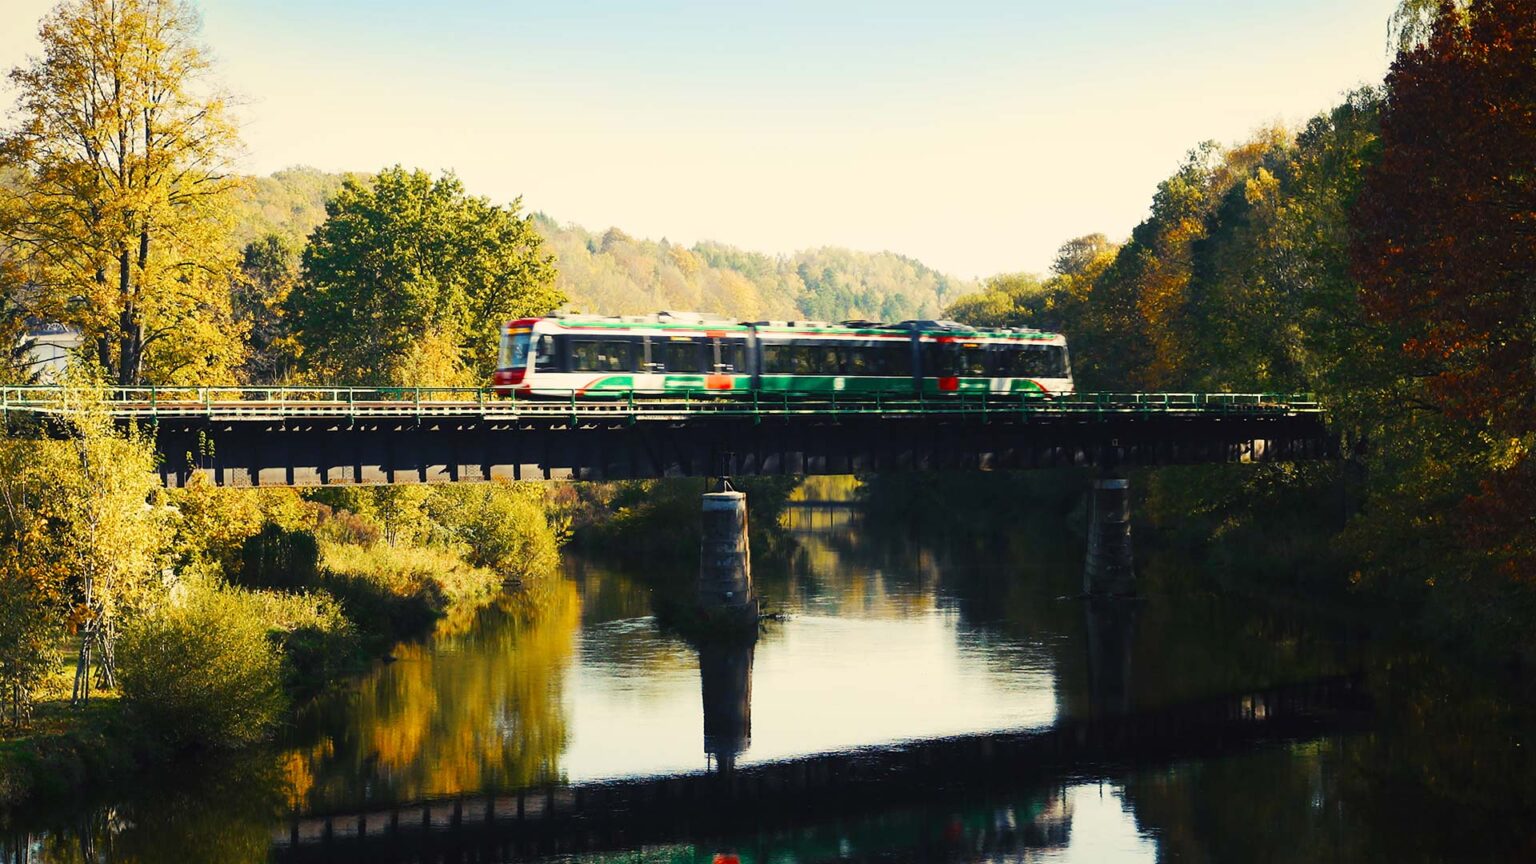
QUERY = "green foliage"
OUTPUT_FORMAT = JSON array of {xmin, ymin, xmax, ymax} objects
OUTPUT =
[
  {"xmin": 316, "ymin": 541, "xmax": 502, "ymax": 645},
  {"xmin": 116, "ymin": 582, "xmax": 287, "ymax": 750},
  {"xmin": 238, "ymin": 524, "xmax": 320, "ymax": 589},
  {"xmin": 944, "ymin": 273, "xmax": 1047, "ymax": 328},
  {"xmin": 288, "ymin": 167, "xmax": 561, "ymax": 385},
  {"xmin": 425, "ymin": 483, "xmax": 565, "ymax": 591},
  {"xmin": 231, "ymin": 235, "xmax": 301, "ymax": 383},
  {"xmin": 571, "ymin": 477, "xmax": 798, "ymax": 570}
]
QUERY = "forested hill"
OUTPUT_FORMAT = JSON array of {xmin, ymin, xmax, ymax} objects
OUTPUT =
[{"xmin": 233, "ymin": 166, "xmax": 968, "ymax": 322}]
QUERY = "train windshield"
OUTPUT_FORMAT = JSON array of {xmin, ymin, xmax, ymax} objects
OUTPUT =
[{"xmin": 499, "ymin": 330, "xmax": 531, "ymax": 370}]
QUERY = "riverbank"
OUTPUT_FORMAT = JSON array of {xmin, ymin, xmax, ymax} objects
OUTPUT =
[{"xmin": 0, "ymin": 528, "xmax": 516, "ymax": 811}]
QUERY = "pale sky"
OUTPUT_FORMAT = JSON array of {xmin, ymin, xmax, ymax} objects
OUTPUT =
[{"xmin": 0, "ymin": 0, "xmax": 1398, "ymax": 278}]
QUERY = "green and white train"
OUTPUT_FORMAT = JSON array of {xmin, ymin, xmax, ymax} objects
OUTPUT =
[{"xmin": 492, "ymin": 312, "xmax": 1073, "ymax": 397}]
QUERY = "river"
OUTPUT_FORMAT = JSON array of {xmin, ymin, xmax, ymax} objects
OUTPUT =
[{"xmin": 7, "ymin": 473, "xmax": 1536, "ymax": 862}]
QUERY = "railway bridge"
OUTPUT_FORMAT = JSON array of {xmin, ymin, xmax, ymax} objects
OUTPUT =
[{"xmin": 0, "ymin": 385, "xmax": 1334, "ymax": 488}]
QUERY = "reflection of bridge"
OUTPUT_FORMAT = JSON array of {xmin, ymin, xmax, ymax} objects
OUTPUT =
[
  {"xmin": 268, "ymin": 675, "xmax": 1367, "ymax": 863},
  {"xmin": 2, "ymin": 386, "xmax": 1334, "ymax": 487}
]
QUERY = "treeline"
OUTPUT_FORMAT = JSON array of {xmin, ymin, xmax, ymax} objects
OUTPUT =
[
  {"xmin": 941, "ymin": 1, "xmax": 1534, "ymax": 657},
  {"xmin": 228, "ymin": 169, "xmax": 966, "ymax": 344}
]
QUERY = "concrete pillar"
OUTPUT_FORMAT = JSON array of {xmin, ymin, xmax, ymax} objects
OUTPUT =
[
  {"xmin": 700, "ymin": 638, "xmax": 755, "ymax": 774},
  {"xmin": 1083, "ymin": 477, "xmax": 1134, "ymax": 596},
  {"xmin": 699, "ymin": 488, "xmax": 753, "ymax": 610}
]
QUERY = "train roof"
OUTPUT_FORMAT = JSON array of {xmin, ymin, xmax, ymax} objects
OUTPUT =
[{"xmin": 533, "ymin": 312, "xmax": 1064, "ymax": 340}]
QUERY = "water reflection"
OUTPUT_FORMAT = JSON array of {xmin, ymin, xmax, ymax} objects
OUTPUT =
[
  {"xmin": 11, "ymin": 474, "xmax": 1536, "ymax": 861},
  {"xmin": 288, "ymin": 582, "xmax": 582, "ymax": 810},
  {"xmin": 699, "ymin": 639, "xmax": 753, "ymax": 773}
]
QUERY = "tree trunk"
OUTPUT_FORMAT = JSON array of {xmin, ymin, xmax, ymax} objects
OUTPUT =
[{"xmin": 71, "ymin": 628, "xmax": 92, "ymax": 705}]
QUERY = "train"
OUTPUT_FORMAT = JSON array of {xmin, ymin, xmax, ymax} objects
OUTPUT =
[{"xmin": 492, "ymin": 311, "xmax": 1073, "ymax": 397}]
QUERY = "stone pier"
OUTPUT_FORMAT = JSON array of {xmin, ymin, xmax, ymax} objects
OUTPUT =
[
  {"xmin": 699, "ymin": 483, "xmax": 755, "ymax": 616},
  {"xmin": 1083, "ymin": 477, "xmax": 1134, "ymax": 596}
]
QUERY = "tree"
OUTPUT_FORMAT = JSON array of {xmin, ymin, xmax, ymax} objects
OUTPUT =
[
  {"xmin": 1391, "ymin": 0, "xmax": 1470, "ymax": 50},
  {"xmin": 288, "ymin": 167, "xmax": 561, "ymax": 386},
  {"xmin": 1051, "ymin": 233, "xmax": 1115, "ymax": 279},
  {"xmin": 0, "ymin": 434, "xmax": 69, "ymax": 727},
  {"xmin": 50, "ymin": 382, "xmax": 172, "ymax": 702},
  {"xmin": 231, "ymin": 235, "xmax": 298, "ymax": 383},
  {"xmin": 1352, "ymin": 0, "xmax": 1536, "ymax": 583},
  {"xmin": 944, "ymin": 273, "xmax": 1047, "ymax": 328},
  {"xmin": 0, "ymin": 0, "xmax": 244, "ymax": 386}
]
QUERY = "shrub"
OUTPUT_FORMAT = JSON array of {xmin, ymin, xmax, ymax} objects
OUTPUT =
[
  {"xmin": 243, "ymin": 588, "xmax": 360, "ymax": 697},
  {"xmin": 426, "ymin": 482, "xmax": 564, "ymax": 585},
  {"xmin": 238, "ymin": 525, "xmax": 320, "ymax": 589},
  {"xmin": 317, "ymin": 541, "xmax": 501, "ymax": 644},
  {"xmin": 117, "ymin": 584, "xmax": 286, "ymax": 750}
]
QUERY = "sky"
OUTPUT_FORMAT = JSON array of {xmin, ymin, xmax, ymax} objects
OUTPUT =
[{"xmin": 0, "ymin": 0, "xmax": 1400, "ymax": 278}]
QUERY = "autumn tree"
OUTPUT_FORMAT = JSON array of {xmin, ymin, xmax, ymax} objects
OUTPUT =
[
  {"xmin": 52, "ymin": 383, "xmax": 172, "ymax": 702},
  {"xmin": 0, "ymin": 0, "xmax": 244, "ymax": 386},
  {"xmin": 0, "ymin": 435, "xmax": 69, "ymax": 726},
  {"xmin": 1352, "ymin": 0, "xmax": 1536, "ymax": 583},
  {"xmin": 287, "ymin": 167, "xmax": 561, "ymax": 386}
]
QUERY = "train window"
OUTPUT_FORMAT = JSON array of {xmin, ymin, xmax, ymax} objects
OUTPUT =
[
  {"xmin": 503, "ymin": 331, "xmax": 531, "ymax": 370},
  {"xmin": 883, "ymin": 343, "xmax": 911, "ymax": 376},
  {"xmin": 762, "ymin": 344, "xmax": 810, "ymax": 374},
  {"xmin": 921, "ymin": 342, "xmax": 988, "ymax": 377},
  {"xmin": 815, "ymin": 346, "xmax": 839, "ymax": 375},
  {"xmin": 534, "ymin": 335, "xmax": 561, "ymax": 372},
  {"xmin": 996, "ymin": 344, "xmax": 1066, "ymax": 378},
  {"xmin": 1044, "ymin": 345, "xmax": 1067, "ymax": 377},
  {"xmin": 843, "ymin": 346, "xmax": 874, "ymax": 375},
  {"xmin": 922, "ymin": 343, "xmax": 955, "ymax": 377},
  {"xmin": 716, "ymin": 340, "xmax": 747, "ymax": 373},
  {"xmin": 959, "ymin": 345, "xmax": 989, "ymax": 377},
  {"xmin": 658, "ymin": 340, "xmax": 704, "ymax": 373},
  {"xmin": 571, "ymin": 339, "xmax": 634, "ymax": 372},
  {"xmin": 762, "ymin": 345, "xmax": 788, "ymax": 373}
]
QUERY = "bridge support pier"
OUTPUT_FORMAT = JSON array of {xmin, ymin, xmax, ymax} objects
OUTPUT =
[
  {"xmin": 1084, "ymin": 477, "xmax": 1134, "ymax": 596},
  {"xmin": 699, "ymin": 483, "xmax": 756, "ymax": 620}
]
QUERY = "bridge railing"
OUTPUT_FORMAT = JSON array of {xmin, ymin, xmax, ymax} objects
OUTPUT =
[{"xmin": 0, "ymin": 385, "xmax": 1322, "ymax": 422}]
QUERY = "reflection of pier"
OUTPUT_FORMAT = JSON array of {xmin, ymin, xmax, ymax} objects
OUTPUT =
[
  {"xmin": 700, "ymin": 639, "xmax": 755, "ymax": 773},
  {"xmin": 269, "ymin": 676, "xmax": 1367, "ymax": 863}
]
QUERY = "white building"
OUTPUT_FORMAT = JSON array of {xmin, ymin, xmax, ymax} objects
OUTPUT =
[{"xmin": 21, "ymin": 323, "xmax": 82, "ymax": 383}]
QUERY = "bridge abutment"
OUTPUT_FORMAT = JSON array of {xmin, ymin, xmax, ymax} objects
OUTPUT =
[{"xmin": 1083, "ymin": 477, "xmax": 1134, "ymax": 596}]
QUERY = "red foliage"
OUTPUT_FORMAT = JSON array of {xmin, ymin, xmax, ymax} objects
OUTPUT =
[
  {"xmin": 1353, "ymin": 0, "xmax": 1536, "ymax": 435},
  {"xmin": 1353, "ymin": 0, "xmax": 1536, "ymax": 578}
]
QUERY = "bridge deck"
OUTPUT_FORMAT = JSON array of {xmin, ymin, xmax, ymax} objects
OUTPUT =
[
  {"xmin": 0, "ymin": 386, "xmax": 1320, "ymax": 422},
  {"xmin": 0, "ymin": 387, "xmax": 1334, "ymax": 486}
]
